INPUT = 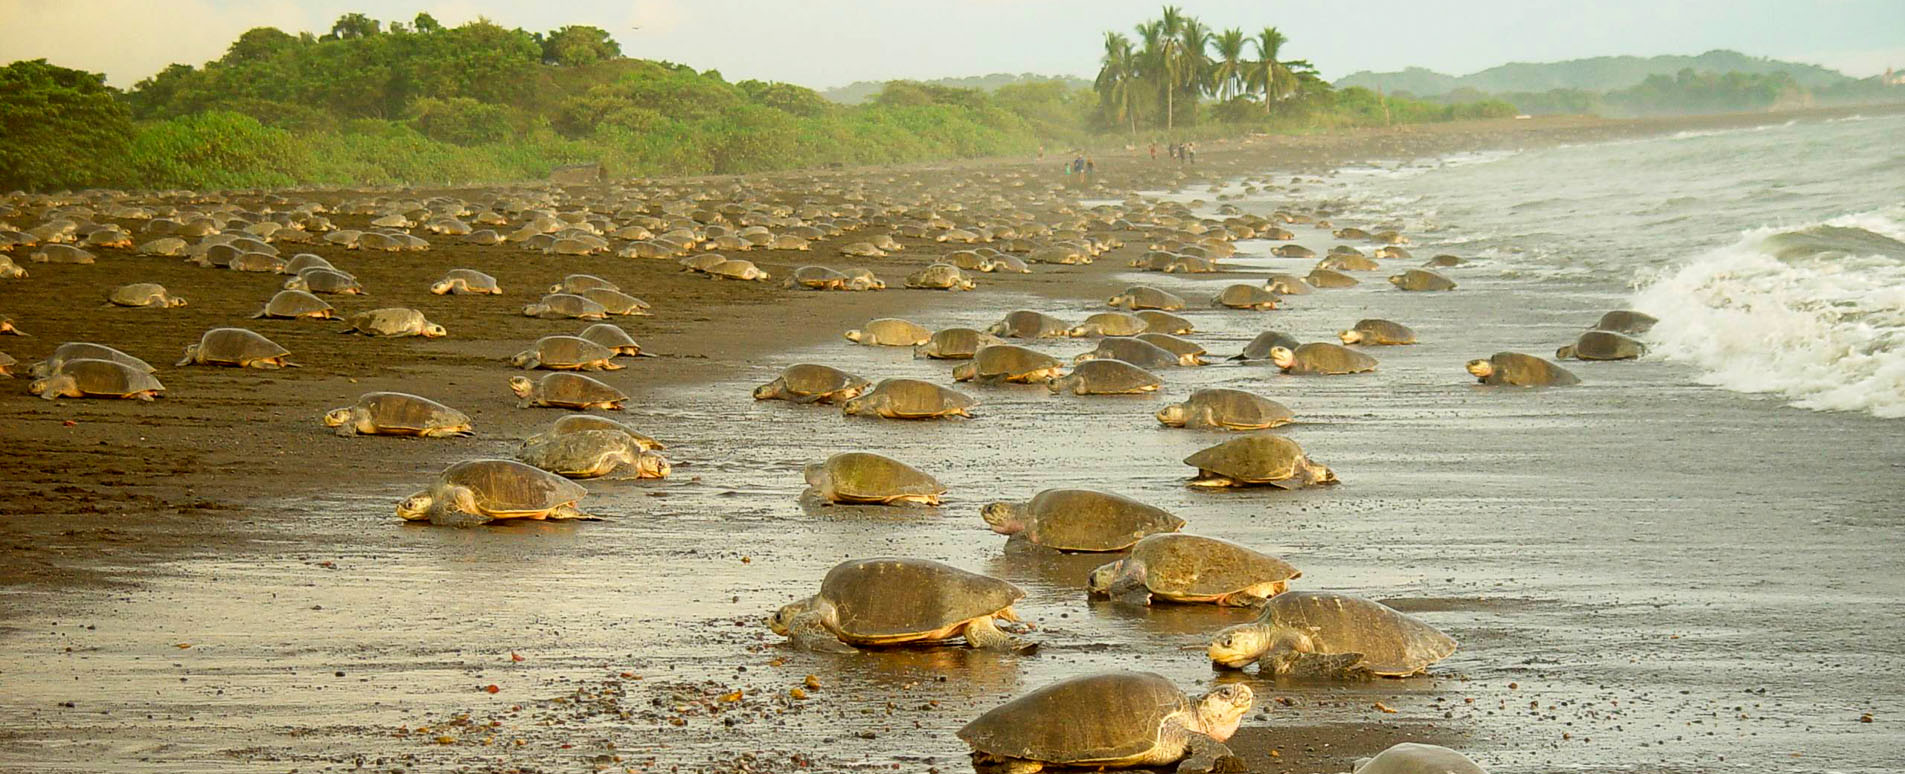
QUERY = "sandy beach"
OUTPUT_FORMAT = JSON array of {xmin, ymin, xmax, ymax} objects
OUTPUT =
[{"xmin": 1, "ymin": 104, "xmax": 1900, "ymax": 774}]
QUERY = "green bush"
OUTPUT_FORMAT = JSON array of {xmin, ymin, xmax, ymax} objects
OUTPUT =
[{"xmin": 0, "ymin": 60, "xmax": 133, "ymax": 191}]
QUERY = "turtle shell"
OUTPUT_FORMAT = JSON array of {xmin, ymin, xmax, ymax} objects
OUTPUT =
[
  {"xmin": 812, "ymin": 452, "xmax": 944, "ymax": 502},
  {"xmin": 789, "ymin": 265, "xmax": 847, "ymax": 289},
  {"xmin": 580, "ymin": 288, "xmax": 648, "ymax": 315},
  {"xmin": 1134, "ymin": 333, "xmax": 1205, "ymax": 363},
  {"xmin": 1563, "ymin": 330, "xmax": 1645, "ymax": 360},
  {"xmin": 1079, "ymin": 337, "xmax": 1178, "ymax": 370},
  {"xmin": 858, "ymin": 318, "xmax": 931, "ymax": 345},
  {"xmin": 1213, "ymin": 284, "xmax": 1279, "ymax": 309},
  {"xmin": 256, "ymin": 290, "xmax": 334, "ymax": 319},
  {"xmin": 818, "ymin": 557, "xmax": 1023, "ymax": 640},
  {"xmin": 543, "ymin": 414, "xmax": 663, "ymax": 449},
  {"xmin": 966, "ymin": 345, "xmax": 1060, "ymax": 381},
  {"xmin": 847, "ymin": 378, "xmax": 974, "ymax": 417},
  {"xmin": 530, "ymin": 372, "xmax": 627, "ymax": 406},
  {"xmin": 1592, "ymin": 310, "xmax": 1657, "ymax": 334},
  {"xmin": 957, "ymin": 671, "xmax": 1187, "ymax": 765},
  {"xmin": 109, "ymin": 283, "xmax": 175, "ymax": 307},
  {"xmin": 1346, "ymin": 319, "xmax": 1417, "ymax": 345},
  {"xmin": 1019, "ymin": 488, "xmax": 1183, "ymax": 551},
  {"xmin": 1184, "ymin": 435, "xmax": 1314, "ymax": 485},
  {"xmin": 354, "ymin": 392, "xmax": 468, "ymax": 433},
  {"xmin": 1172, "ymin": 388, "xmax": 1294, "ymax": 429},
  {"xmin": 1074, "ymin": 312, "xmax": 1147, "ymax": 337},
  {"xmin": 577, "ymin": 324, "xmax": 642, "ymax": 354},
  {"xmin": 1353, "ymin": 743, "xmax": 1486, "ymax": 774},
  {"xmin": 1287, "ymin": 342, "xmax": 1377, "ymax": 374},
  {"xmin": 516, "ymin": 429, "xmax": 641, "ymax": 478},
  {"xmin": 1256, "ymin": 591, "xmax": 1457, "ymax": 676},
  {"xmin": 1110, "ymin": 286, "xmax": 1185, "ymax": 310},
  {"xmin": 438, "ymin": 268, "xmax": 499, "ymax": 292},
  {"xmin": 34, "ymin": 342, "xmax": 153, "ymax": 376},
  {"xmin": 916, "ymin": 328, "xmax": 997, "ymax": 359},
  {"xmin": 53, "ymin": 358, "xmax": 165, "ymax": 397},
  {"xmin": 1481, "ymin": 352, "xmax": 1579, "ymax": 386},
  {"xmin": 1128, "ymin": 533, "xmax": 1300, "ymax": 599},
  {"xmin": 1306, "ymin": 268, "xmax": 1359, "ymax": 288},
  {"xmin": 1055, "ymin": 359, "xmax": 1161, "ymax": 394},
  {"xmin": 1133, "ymin": 310, "xmax": 1194, "ymax": 334},
  {"xmin": 1389, "ymin": 269, "xmax": 1456, "ymax": 291},
  {"xmin": 521, "ymin": 336, "xmax": 616, "ymax": 368},
  {"xmin": 289, "ymin": 269, "xmax": 362, "ymax": 294},
  {"xmin": 188, "ymin": 328, "xmax": 290, "ymax": 364},
  {"xmin": 988, "ymin": 310, "xmax": 1070, "ymax": 339},
  {"xmin": 346, "ymin": 307, "xmax": 433, "ymax": 336},
  {"xmin": 435, "ymin": 459, "xmax": 587, "ymax": 518},
  {"xmin": 1265, "ymin": 273, "xmax": 1315, "ymax": 295},
  {"xmin": 775, "ymin": 363, "xmax": 868, "ymax": 398},
  {"xmin": 1238, "ymin": 331, "xmax": 1302, "ymax": 360},
  {"xmin": 528, "ymin": 293, "xmax": 608, "ymax": 319}
]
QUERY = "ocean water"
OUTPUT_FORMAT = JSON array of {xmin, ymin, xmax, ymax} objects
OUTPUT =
[{"xmin": 1313, "ymin": 112, "xmax": 1905, "ymax": 418}]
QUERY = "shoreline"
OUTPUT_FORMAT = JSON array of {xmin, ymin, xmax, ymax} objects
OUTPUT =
[{"xmin": 1, "ymin": 102, "xmax": 1897, "ymax": 774}]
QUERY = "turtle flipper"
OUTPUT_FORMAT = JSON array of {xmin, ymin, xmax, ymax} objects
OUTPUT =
[
  {"xmin": 1282, "ymin": 650, "xmax": 1369, "ymax": 679},
  {"xmin": 787, "ymin": 612, "xmax": 856, "ymax": 654},
  {"xmin": 1180, "ymin": 735, "xmax": 1242, "ymax": 774},
  {"xmin": 964, "ymin": 615, "xmax": 1036, "ymax": 654},
  {"xmin": 1103, "ymin": 574, "xmax": 1153, "ymax": 607}
]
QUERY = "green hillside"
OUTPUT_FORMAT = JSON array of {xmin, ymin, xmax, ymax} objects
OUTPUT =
[
  {"xmin": 1338, "ymin": 50, "xmax": 1854, "ymax": 96},
  {"xmin": 821, "ymin": 73, "xmax": 1093, "ymax": 104}
]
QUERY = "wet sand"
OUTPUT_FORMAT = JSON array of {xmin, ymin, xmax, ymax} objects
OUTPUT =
[{"xmin": 1, "ymin": 105, "xmax": 1901, "ymax": 774}]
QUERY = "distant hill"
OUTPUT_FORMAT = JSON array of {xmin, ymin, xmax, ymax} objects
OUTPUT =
[
  {"xmin": 823, "ymin": 73, "xmax": 1091, "ymax": 104},
  {"xmin": 1336, "ymin": 50, "xmax": 1855, "ymax": 96}
]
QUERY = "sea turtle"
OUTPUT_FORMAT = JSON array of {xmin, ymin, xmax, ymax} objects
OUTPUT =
[
  {"xmin": 431, "ymin": 269, "xmax": 502, "ymax": 295},
  {"xmin": 177, "ymin": 328, "xmax": 296, "ymax": 368},
  {"xmin": 1133, "ymin": 333, "xmax": 1207, "ymax": 366},
  {"xmin": 845, "ymin": 318, "xmax": 932, "ymax": 346},
  {"xmin": 841, "ymin": 267, "xmax": 885, "ymax": 290},
  {"xmin": 1067, "ymin": 312, "xmax": 1148, "ymax": 338},
  {"xmin": 981, "ymin": 488, "xmax": 1183, "ymax": 552},
  {"xmin": 954, "ymin": 345, "xmax": 1063, "ymax": 384},
  {"xmin": 1389, "ymin": 269, "xmax": 1457, "ymax": 291},
  {"xmin": 1318, "ymin": 253, "xmax": 1380, "ymax": 272},
  {"xmin": 1232, "ymin": 331, "xmax": 1302, "ymax": 362},
  {"xmin": 1424, "ymin": 254, "xmax": 1466, "ymax": 268},
  {"xmin": 1134, "ymin": 310, "xmax": 1194, "ymax": 335},
  {"xmin": 753, "ymin": 363, "xmax": 871, "ymax": 404},
  {"xmin": 1072, "ymin": 337, "xmax": 1180, "ymax": 371},
  {"xmin": 529, "ymin": 413, "xmax": 664, "ymax": 450},
  {"xmin": 709, "ymin": 258, "xmax": 771, "ymax": 281},
  {"xmin": 550, "ymin": 274, "xmax": 618, "ymax": 294},
  {"xmin": 1373, "ymin": 246, "xmax": 1412, "ymax": 260},
  {"xmin": 839, "ymin": 241, "xmax": 886, "ymax": 258},
  {"xmin": 1164, "ymin": 256, "xmax": 1219, "ymax": 274},
  {"xmin": 1088, "ymin": 533, "xmax": 1301, "ymax": 607},
  {"xmin": 0, "ymin": 351, "xmax": 13, "ymax": 377},
  {"xmin": 1306, "ymin": 268, "xmax": 1359, "ymax": 288},
  {"xmin": 905, "ymin": 263, "xmax": 975, "ymax": 290},
  {"xmin": 108, "ymin": 283, "xmax": 187, "ymax": 308},
  {"xmin": 509, "ymin": 372, "xmax": 628, "ymax": 409},
  {"xmin": 137, "ymin": 238, "xmax": 188, "ymax": 257},
  {"xmin": 1273, "ymin": 244, "xmax": 1316, "ymax": 258},
  {"xmin": 524, "ymin": 293, "xmax": 609, "ymax": 320},
  {"xmin": 284, "ymin": 268, "xmax": 364, "ymax": 295},
  {"xmin": 396, "ymin": 458, "xmax": 595, "ymax": 527},
  {"xmin": 0, "ymin": 256, "xmax": 25, "ymax": 279},
  {"xmin": 577, "ymin": 323, "xmax": 649, "ymax": 357},
  {"xmin": 1270, "ymin": 343, "xmax": 1378, "ymax": 375},
  {"xmin": 251, "ymin": 290, "xmax": 335, "ymax": 320},
  {"xmin": 29, "ymin": 359, "xmax": 164, "ymax": 401},
  {"xmin": 341, "ymin": 308, "xmax": 446, "ymax": 338},
  {"xmin": 579, "ymin": 288, "xmax": 651, "ymax": 316},
  {"xmin": 282, "ymin": 254, "xmax": 334, "ymax": 274},
  {"xmin": 1338, "ymin": 319, "xmax": 1417, "ymax": 346},
  {"xmin": 987, "ymin": 310, "xmax": 1071, "ymax": 339},
  {"xmin": 1184, "ymin": 435, "xmax": 1336, "ymax": 489},
  {"xmin": 1051, "ymin": 359, "xmax": 1163, "ymax": 395},
  {"xmin": 985, "ymin": 255, "xmax": 1030, "ymax": 274},
  {"xmin": 1352, "ymin": 744, "xmax": 1488, "ymax": 774},
  {"xmin": 1264, "ymin": 273, "xmax": 1315, "ymax": 295},
  {"xmin": 324, "ymin": 392, "xmax": 473, "ymax": 437},
  {"xmin": 1334, "ymin": 227, "xmax": 1371, "ymax": 240},
  {"xmin": 1212, "ymin": 284, "xmax": 1280, "ymax": 310},
  {"xmin": 1556, "ymin": 330, "xmax": 1647, "ymax": 360},
  {"xmin": 915, "ymin": 327, "xmax": 1005, "ymax": 360},
  {"xmin": 510, "ymin": 335, "xmax": 624, "ymax": 371},
  {"xmin": 841, "ymin": 378, "xmax": 976, "ymax": 419},
  {"xmin": 803, "ymin": 451, "xmax": 945, "ymax": 505},
  {"xmin": 785, "ymin": 265, "xmax": 849, "ymax": 290},
  {"xmin": 1467, "ymin": 352, "xmax": 1579, "ymax": 387},
  {"xmin": 229, "ymin": 252, "xmax": 286, "ymax": 273},
  {"xmin": 516, "ymin": 428, "xmax": 669, "ymax": 479},
  {"xmin": 1108, "ymin": 286, "xmax": 1186, "ymax": 311},
  {"xmin": 1592, "ymin": 310, "xmax": 1658, "ymax": 334},
  {"xmin": 1207, "ymin": 590, "xmax": 1457, "ymax": 677},
  {"xmin": 28, "ymin": 342, "xmax": 151, "ymax": 378},
  {"xmin": 1157, "ymin": 388, "xmax": 1294, "ymax": 430},
  {"xmin": 680, "ymin": 253, "xmax": 729, "ymax": 273},
  {"xmin": 30, "ymin": 244, "xmax": 95, "ymax": 264},
  {"xmin": 769, "ymin": 558, "xmax": 1027, "ymax": 652},
  {"xmin": 958, "ymin": 672, "xmax": 1251, "ymax": 774}
]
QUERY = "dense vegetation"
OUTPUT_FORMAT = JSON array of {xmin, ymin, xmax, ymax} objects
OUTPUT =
[
  {"xmin": 1088, "ymin": 7, "xmax": 1518, "ymax": 140},
  {"xmin": 1337, "ymin": 50, "xmax": 1856, "ymax": 96},
  {"xmin": 822, "ymin": 74, "xmax": 1093, "ymax": 105}
]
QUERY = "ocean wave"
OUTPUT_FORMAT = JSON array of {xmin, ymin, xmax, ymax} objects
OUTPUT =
[{"xmin": 1633, "ymin": 208, "xmax": 1905, "ymax": 418}]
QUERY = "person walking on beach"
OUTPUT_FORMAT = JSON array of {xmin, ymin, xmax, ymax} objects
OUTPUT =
[
  {"xmin": 1149, "ymin": 142, "xmax": 1157, "ymax": 160},
  {"xmin": 1085, "ymin": 157, "xmax": 1095, "ymax": 180}
]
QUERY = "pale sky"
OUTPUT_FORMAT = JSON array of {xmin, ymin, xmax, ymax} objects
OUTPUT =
[{"xmin": 2, "ymin": 0, "xmax": 1901, "ymax": 89}]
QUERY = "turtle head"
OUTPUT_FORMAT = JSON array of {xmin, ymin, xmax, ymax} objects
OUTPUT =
[
  {"xmin": 429, "ymin": 280, "xmax": 454, "ymax": 295},
  {"xmin": 1554, "ymin": 344, "xmax": 1575, "ymax": 360},
  {"xmin": 1465, "ymin": 358, "xmax": 1495, "ymax": 380},
  {"xmin": 27, "ymin": 376, "xmax": 51, "ymax": 396},
  {"xmin": 767, "ymin": 598, "xmax": 812, "ymax": 636},
  {"xmin": 548, "ymin": 282, "xmax": 566, "ymax": 294},
  {"xmin": 1386, "ymin": 274, "xmax": 1406, "ymax": 287},
  {"xmin": 979, "ymin": 501, "xmax": 1024, "ymax": 535},
  {"xmin": 282, "ymin": 277, "xmax": 306, "ymax": 291},
  {"xmin": 843, "ymin": 329, "xmax": 863, "ymax": 343},
  {"xmin": 508, "ymin": 351, "xmax": 534, "ymax": 368},
  {"xmin": 839, "ymin": 395, "xmax": 868, "ymax": 415},
  {"xmin": 1085, "ymin": 559, "xmax": 1127, "ymax": 596},
  {"xmin": 1337, "ymin": 329, "xmax": 1364, "ymax": 345},
  {"xmin": 168, "ymin": 296, "xmax": 189, "ymax": 308},
  {"xmin": 1268, "ymin": 346, "xmax": 1296, "ymax": 369},
  {"xmin": 395, "ymin": 491, "xmax": 434, "ymax": 521},
  {"xmin": 1302, "ymin": 458, "xmax": 1338, "ymax": 486},
  {"xmin": 322, "ymin": 408, "xmax": 353, "ymax": 427},
  {"xmin": 636, "ymin": 452, "xmax": 671, "ymax": 479},
  {"xmin": 422, "ymin": 323, "xmax": 448, "ymax": 338},
  {"xmin": 507, "ymin": 376, "xmax": 536, "ymax": 398},
  {"xmin": 1064, "ymin": 324, "xmax": 1093, "ymax": 338},
  {"xmin": 1155, "ymin": 402, "xmax": 1188, "ymax": 427},
  {"xmin": 951, "ymin": 363, "xmax": 977, "ymax": 381},
  {"xmin": 521, "ymin": 303, "xmax": 546, "ymax": 317},
  {"xmin": 1208, "ymin": 622, "xmax": 1275, "ymax": 669},
  {"xmin": 751, "ymin": 380, "xmax": 781, "ymax": 400},
  {"xmin": 1193, "ymin": 683, "xmax": 1254, "ymax": 742}
]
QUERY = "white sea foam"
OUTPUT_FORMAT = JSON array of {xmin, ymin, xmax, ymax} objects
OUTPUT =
[{"xmin": 1633, "ymin": 207, "xmax": 1905, "ymax": 418}]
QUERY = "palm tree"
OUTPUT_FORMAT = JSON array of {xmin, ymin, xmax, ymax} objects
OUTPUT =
[
  {"xmin": 1176, "ymin": 16, "xmax": 1213, "ymax": 107},
  {"xmin": 1154, "ymin": 6, "xmax": 1186, "ymax": 136},
  {"xmin": 1249, "ymin": 26, "xmax": 1298, "ymax": 116},
  {"xmin": 1210, "ymin": 28, "xmax": 1247, "ymax": 102},
  {"xmin": 1135, "ymin": 20, "xmax": 1165, "ymax": 131},
  {"xmin": 1095, "ymin": 32, "xmax": 1140, "ymax": 140}
]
